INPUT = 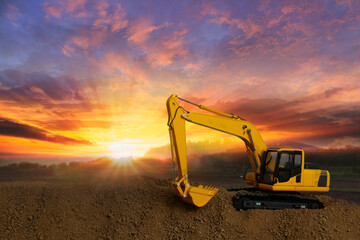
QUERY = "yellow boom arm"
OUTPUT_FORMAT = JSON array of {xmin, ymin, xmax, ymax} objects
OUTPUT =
[{"xmin": 167, "ymin": 94, "xmax": 268, "ymax": 207}]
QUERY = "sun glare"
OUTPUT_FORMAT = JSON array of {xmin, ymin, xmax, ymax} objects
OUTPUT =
[
  {"xmin": 106, "ymin": 140, "xmax": 150, "ymax": 164},
  {"xmin": 112, "ymin": 156, "xmax": 135, "ymax": 166}
]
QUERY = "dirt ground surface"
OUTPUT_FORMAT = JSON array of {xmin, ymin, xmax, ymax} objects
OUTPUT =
[{"xmin": 1, "ymin": 176, "xmax": 359, "ymax": 240}]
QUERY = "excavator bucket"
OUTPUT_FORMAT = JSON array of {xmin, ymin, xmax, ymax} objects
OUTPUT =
[{"xmin": 181, "ymin": 185, "xmax": 219, "ymax": 207}]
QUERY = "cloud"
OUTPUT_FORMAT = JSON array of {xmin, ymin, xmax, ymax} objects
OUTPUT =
[
  {"xmin": 65, "ymin": 0, "xmax": 87, "ymax": 17},
  {"xmin": 147, "ymin": 28, "xmax": 189, "ymax": 66},
  {"xmin": 127, "ymin": 18, "xmax": 170, "ymax": 45},
  {"xmin": 90, "ymin": 52, "xmax": 148, "ymax": 83},
  {"xmin": 327, "ymin": 136, "xmax": 360, "ymax": 149},
  {"xmin": 93, "ymin": 3, "xmax": 128, "ymax": 32},
  {"xmin": 201, "ymin": 3, "xmax": 243, "ymax": 29},
  {"xmin": 43, "ymin": 2, "xmax": 62, "ymax": 19},
  {"xmin": 6, "ymin": 4, "xmax": 22, "ymax": 21},
  {"xmin": 0, "ymin": 118, "xmax": 91, "ymax": 145},
  {"xmin": 38, "ymin": 119, "xmax": 112, "ymax": 131},
  {"xmin": 183, "ymin": 63, "xmax": 203, "ymax": 77},
  {"xmin": 51, "ymin": 2, "xmax": 129, "ymax": 57},
  {"xmin": 44, "ymin": 0, "xmax": 88, "ymax": 19},
  {"xmin": 201, "ymin": 2, "xmax": 263, "ymax": 40},
  {"xmin": 0, "ymin": 69, "xmax": 90, "ymax": 107},
  {"xmin": 200, "ymin": 0, "xmax": 360, "ymax": 71},
  {"xmin": 43, "ymin": 0, "xmax": 130, "ymax": 31},
  {"xmin": 93, "ymin": 0, "xmax": 109, "ymax": 18},
  {"xmin": 208, "ymin": 90, "xmax": 360, "ymax": 145},
  {"xmin": 1, "ymin": 0, "xmax": 360, "ymax": 160},
  {"xmin": 62, "ymin": 27, "xmax": 108, "ymax": 56},
  {"xmin": 332, "ymin": 108, "xmax": 360, "ymax": 121}
]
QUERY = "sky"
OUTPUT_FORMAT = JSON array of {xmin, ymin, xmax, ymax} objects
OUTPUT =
[{"xmin": 0, "ymin": 0, "xmax": 359, "ymax": 163}]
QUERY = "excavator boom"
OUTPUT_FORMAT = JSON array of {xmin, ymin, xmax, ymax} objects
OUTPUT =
[{"xmin": 167, "ymin": 94, "xmax": 266, "ymax": 206}]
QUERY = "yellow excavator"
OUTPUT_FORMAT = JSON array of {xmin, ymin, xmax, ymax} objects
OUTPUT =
[{"xmin": 167, "ymin": 94, "xmax": 330, "ymax": 210}]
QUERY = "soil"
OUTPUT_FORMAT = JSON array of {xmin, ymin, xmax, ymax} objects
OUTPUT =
[{"xmin": 0, "ymin": 176, "xmax": 359, "ymax": 240}]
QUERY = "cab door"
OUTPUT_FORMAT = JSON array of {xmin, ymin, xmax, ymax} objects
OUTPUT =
[{"xmin": 276, "ymin": 151, "xmax": 303, "ymax": 186}]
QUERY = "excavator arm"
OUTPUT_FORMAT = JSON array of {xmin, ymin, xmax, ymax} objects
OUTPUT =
[{"xmin": 167, "ymin": 94, "xmax": 268, "ymax": 207}]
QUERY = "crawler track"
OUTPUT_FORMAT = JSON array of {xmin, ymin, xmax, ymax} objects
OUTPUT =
[{"xmin": 228, "ymin": 188, "xmax": 324, "ymax": 210}]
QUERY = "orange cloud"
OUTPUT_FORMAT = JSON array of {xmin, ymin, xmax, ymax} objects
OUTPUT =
[
  {"xmin": 281, "ymin": 5, "xmax": 296, "ymax": 15},
  {"xmin": 202, "ymin": 3, "xmax": 261, "ymax": 39},
  {"xmin": 44, "ymin": 0, "xmax": 88, "ymax": 19},
  {"xmin": 36, "ymin": 119, "xmax": 111, "ymax": 131},
  {"xmin": 62, "ymin": 44, "xmax": 75, "ymax": 57},
  {"xmin": 65, "ymin": 0, "xmax": 87, "ymax": 17},
  {"xmin": 44, "ymin": 2, "xmax": 62, "ymax": 19},
  {"xmin": 148, "ymin": 28, "xmax": 189, "ymax": 66},
  {"xmin": 93, "ymin": 0, "xmax": 109, "ymax": 17},
  {"xmin": 91, "ymin": 52, "xmax": 147, "ymax": 83},
  {"xmin": 183, "ymin": 63, "xmax": 203, "ymax": 77},
  {"xmin": 93, "ymin": 3, "xmax": 128, "ymax": 32},
  {"xmin": 62, "ymin": 28, "xmax": 107, "ymax": 56},
  {"xmin": 201, "ymin": 3, "xmax": 240, "ymax": 27},
  {"xmin": 127, "ymin": 18, "xmax": 170, "ymax": 45},
  {"xmin": 6, "ymin": 4, "xmax": 21, "ymax": 21}
]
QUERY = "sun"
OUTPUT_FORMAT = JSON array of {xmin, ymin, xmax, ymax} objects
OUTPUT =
[
  {"xmin": 108, "ymin": 142, "xmax": 138, "ymax": 158},
  {"xmin": 106, "ymin": 140, "xmax": 149, "ymax": 164}
]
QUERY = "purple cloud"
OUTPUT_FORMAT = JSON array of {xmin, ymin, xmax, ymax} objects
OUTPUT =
[{"xmin": 0, "ymin": 118, "xmax": 91, "ymax": 145}]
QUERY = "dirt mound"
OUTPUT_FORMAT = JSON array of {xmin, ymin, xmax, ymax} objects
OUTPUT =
[{"xmin": 1, "ymin": 176, "xmax": 359, "ymax": 240}]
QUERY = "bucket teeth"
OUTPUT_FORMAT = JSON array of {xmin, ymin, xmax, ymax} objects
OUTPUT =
[{"xmin": 202, "ymin": 185, "xmax": 216, "ymax": 191}]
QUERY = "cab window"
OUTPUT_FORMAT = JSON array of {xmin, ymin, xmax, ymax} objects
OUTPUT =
[
  {"xmin": 262, "ymin": 151, "xmax": 277, "ymax": 184},
  {"xmin": 277, "ymin": 152, "xmax": 292, "ymax": 182},
  {"xmin": 293, "ymin": 151, "xmax": 302, "ymax": 175},
  {"xmin": 276, "ymin": 151, "xmax": 303, "ymax": 183}
]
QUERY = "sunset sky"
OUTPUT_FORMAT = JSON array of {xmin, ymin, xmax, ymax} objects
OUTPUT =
[{"xmin": 0, "ymin": 0, "xmax": 359, "ymax": 163}]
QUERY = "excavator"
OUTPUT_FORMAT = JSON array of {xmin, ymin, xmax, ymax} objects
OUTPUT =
[{"xmin": 167, "ymin": 94, "xmax": 330, "ymax": 210}]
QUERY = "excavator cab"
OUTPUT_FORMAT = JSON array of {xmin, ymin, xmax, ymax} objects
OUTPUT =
[
  {"xmin": 254, "ymin": 149, "xmax": 330, "ymax": 192},
  {"xmin": 259, "ymin": 149, "xmax": 302, "ymax": 184}
]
